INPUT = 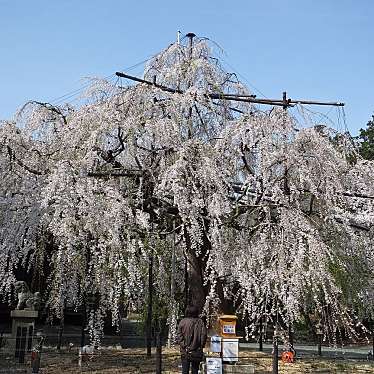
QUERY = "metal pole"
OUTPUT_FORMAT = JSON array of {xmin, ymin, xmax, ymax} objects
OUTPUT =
[
  {"xmin": 168, "ymin": 221, "xmax": 176, "ymax": 348},
  {"xmin": 146, "ymin": 250, "xmax": 153, "ymax": 357},
  {"xmin": 186, "ymin": 33, "xmax": 195, "ymax": 138},
  {"xmin": 272, "ymin": 329, "xmax": 278, "ymax": 374},
  {"xmin": 259, "ymin": 317, "xmax": 263, "ymax": 352}
]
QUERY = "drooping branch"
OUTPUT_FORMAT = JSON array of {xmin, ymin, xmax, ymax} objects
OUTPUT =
[
  {"xmin": 20, "ymin": 100, "xmax": 68, "ymax": 126},
  {"xmin": 6, "ymin": 145, "xmax": 45, "ymax": 175}
]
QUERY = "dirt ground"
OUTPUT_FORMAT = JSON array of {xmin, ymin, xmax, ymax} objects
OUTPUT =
[{"xmin": 1, "ymin": 347, "xmax": 374, "ymax": 373}]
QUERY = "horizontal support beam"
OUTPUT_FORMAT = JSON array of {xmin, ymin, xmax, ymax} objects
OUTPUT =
[
  {"xmin": 116, "ymin": 72, "xmax": 290, "ymax": 107},
  {"xmin": 116, "ymin": 72, "xmax": 182, "ymax": 94},
  {"xmin": 115, "ymin": 72, "xmax": 344, "ymax": 107},
  {"xmin": 289, "ymin": 99, "xmax": 344, "ymax": 106}
]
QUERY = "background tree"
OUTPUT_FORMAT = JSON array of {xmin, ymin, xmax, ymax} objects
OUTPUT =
[{"xmin": 357, "ymin": 114, "xmax": 374, "ymax": 160}]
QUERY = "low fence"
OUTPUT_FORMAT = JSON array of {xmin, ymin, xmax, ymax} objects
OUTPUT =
[{"xmin": 0, "ymin": 333, "xmax": 373, "ymax": 373}]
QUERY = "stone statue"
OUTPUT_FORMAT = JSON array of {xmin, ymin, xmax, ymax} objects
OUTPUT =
[{"xmin": 14, "ymin": 281, "xmax": 40, "ymax": 311}]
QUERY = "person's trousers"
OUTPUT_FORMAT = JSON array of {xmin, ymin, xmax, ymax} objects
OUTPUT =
[{"xmin": 181, "ymin": 356, "xmax": 200, "ymax": 374}]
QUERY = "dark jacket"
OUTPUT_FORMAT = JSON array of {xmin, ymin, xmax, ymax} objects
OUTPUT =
[{"xmin": 177, "ymin": 317, "xmax": 207, "ymax": 354}]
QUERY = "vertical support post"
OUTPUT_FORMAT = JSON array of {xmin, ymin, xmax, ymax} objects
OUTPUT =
[
  {"xmin": 168, "ymin": 221, "xmax": 177, "ymax": 348},
  {"xmin": 80, "ymin": 244, "xmax": 91, "ymax": 351},
  {"xmin": 288, "ymin": 324, "xmax": 294, "ymax": 351},
  {"xmin": 316, "ymin": 322, "xmax": 322, "ymax": 357},
  {"xmin": 259, "ymin": 317, "xmax": 263, "ymax": 352},
  {"xmin": 80, "ymin": 301, "xmax": 86, "ymax": 349},
  {"xmin": 272, "ymin": 327, "xmax": 278, "ymax": 374},
  {"xmin": 186, "ymin": 32, "xmax": 195, "ymax": 139},
  {"xmin": 80, "ymin": 242, "xmax": 91, "ymax": 351},
  {"xmin": 282, "ymin": 91, "xmax": 287, "ymax": 110},
  {"xmin": 57, "ymin": 313, "xmax": 64, "ymax": 351},
  {"xmin": 156, "ymin": 330, "xmax": 162, "ymax": 374},
  {"xmin": 146, "ymin": 250, "xmax": 154, "ymax": 357},
  {"xmin": 317, "ymin": 334, "xmax": 322, "ymax": 356}
]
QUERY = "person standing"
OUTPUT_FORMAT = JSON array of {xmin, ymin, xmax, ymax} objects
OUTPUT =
[{"xmin": 177, "ymin": 305, "xmax": 207, "ymax": 374}]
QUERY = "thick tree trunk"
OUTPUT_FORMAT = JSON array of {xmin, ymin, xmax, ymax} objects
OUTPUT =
[
  {"xmin": 186, "ymin": 251, "xmax": 206, "ymax": 313},
  {"xmin": 186, "ymin": 251, "xmax": 237, "ymax": 315},
  {"xmin": 184, "ymin": 221, "xmax": 235, "ymax": 315},
  {"xmin": 183, "ymin": 225, "xmax": 207, "ymax": 313}
]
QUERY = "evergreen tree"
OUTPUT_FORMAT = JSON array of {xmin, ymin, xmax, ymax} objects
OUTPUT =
[{"xmin": 358, "ymin": 114, "xmax": 374, "ymax": 160}]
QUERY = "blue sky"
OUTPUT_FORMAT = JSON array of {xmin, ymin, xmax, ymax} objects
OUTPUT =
[{"xmin": 1, "ymin": 0, "xmax": 373, "ymax": 135}]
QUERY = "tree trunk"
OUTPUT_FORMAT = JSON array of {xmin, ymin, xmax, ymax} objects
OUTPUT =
[
  {"xmin": 184, "ymin": 221, "xmax": 235, "ymax": 314},
  {"xmin": 186, "ymin": 251, "xmax": 206, "ymax": 312}
]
